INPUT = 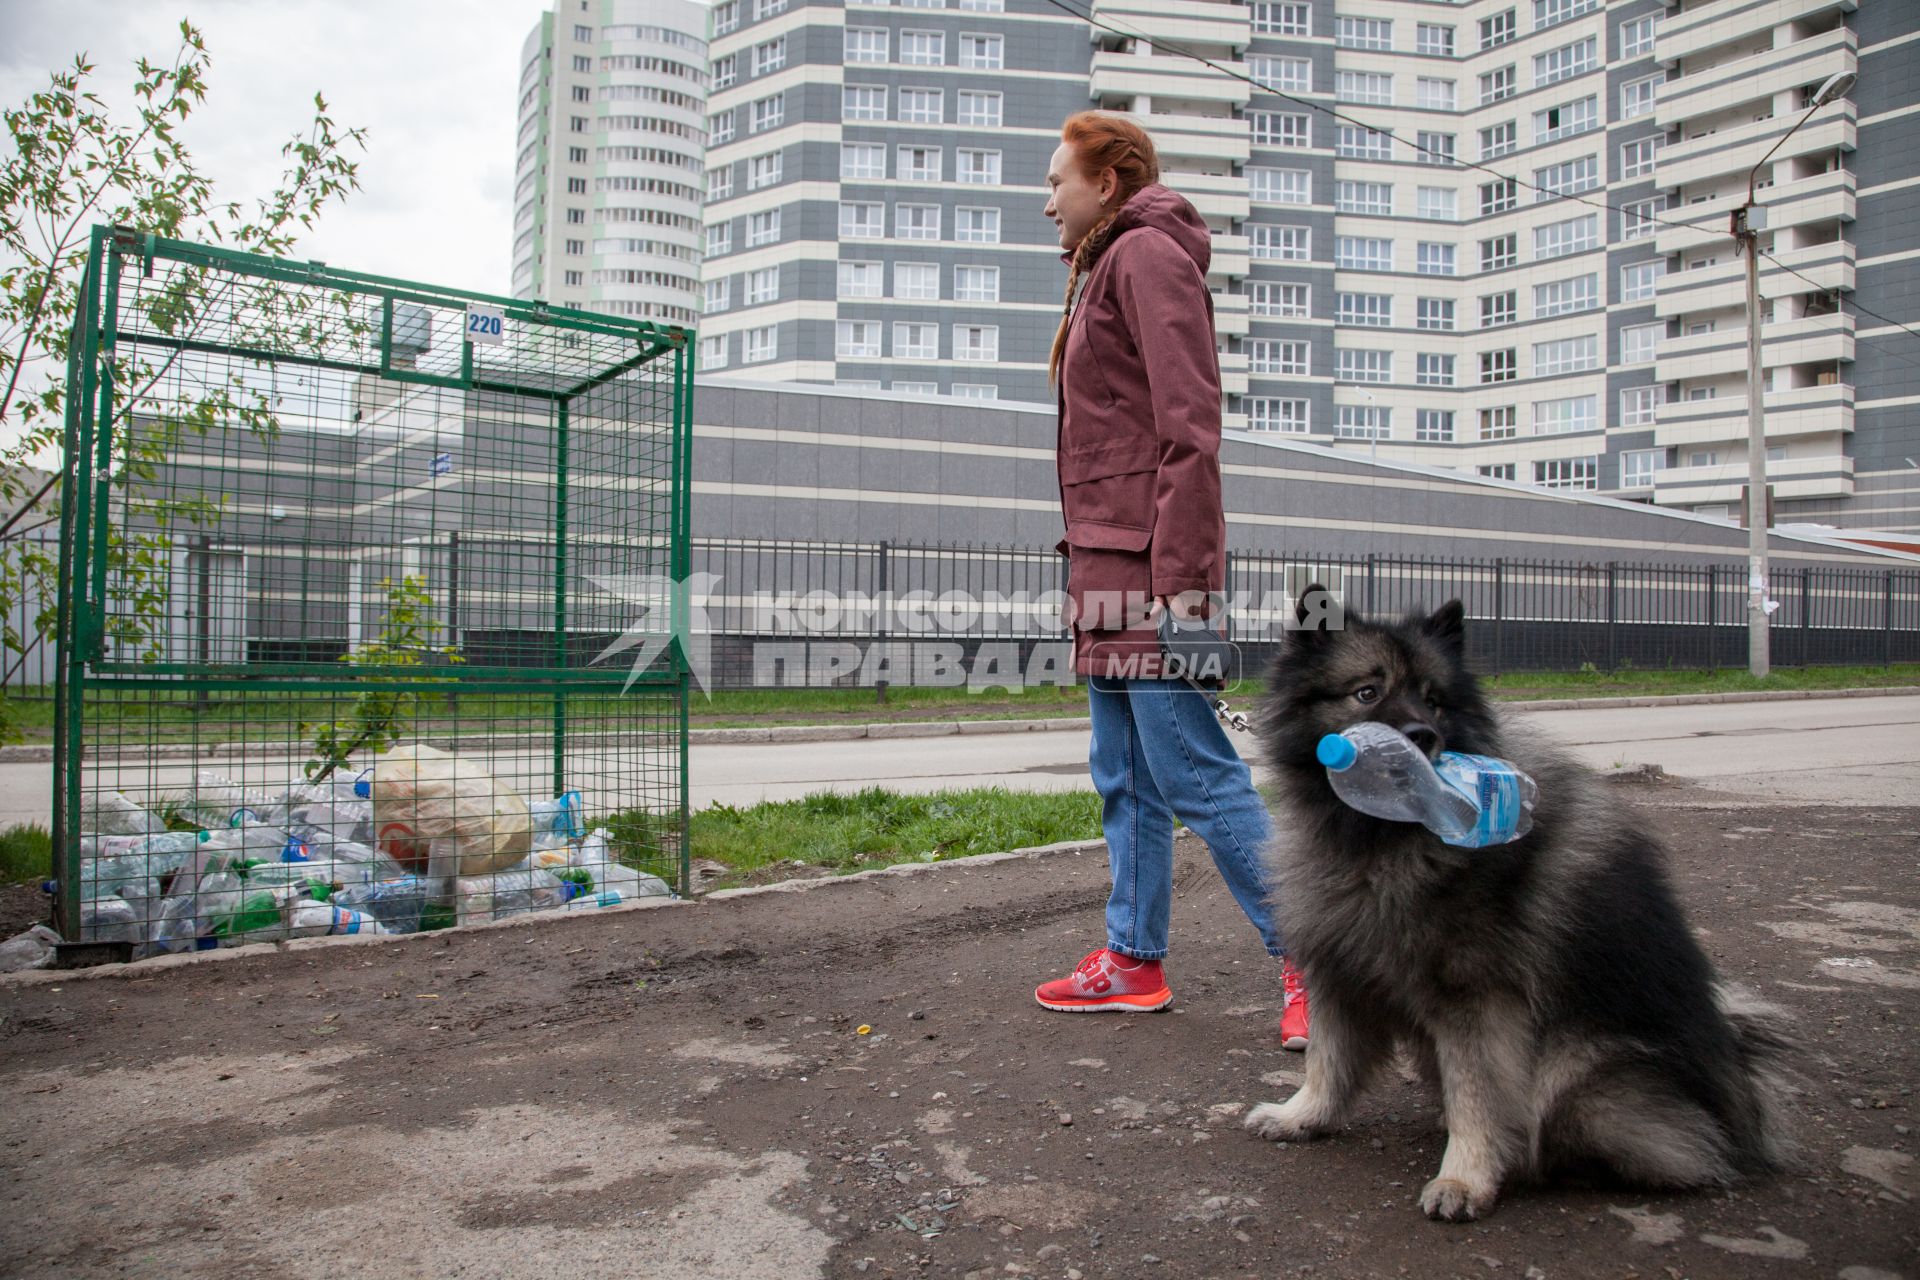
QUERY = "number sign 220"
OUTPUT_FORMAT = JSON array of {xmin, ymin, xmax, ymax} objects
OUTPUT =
[{"xmin": 466, "ymin": 305, "xmax": 506, "ymax": 346}]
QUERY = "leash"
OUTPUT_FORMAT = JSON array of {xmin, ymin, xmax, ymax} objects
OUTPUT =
[{"xmin": 1181, "ymin": 674, "xmax": 1252, "ymax": 733}]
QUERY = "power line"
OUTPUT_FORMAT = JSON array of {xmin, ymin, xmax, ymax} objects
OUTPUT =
[{"xmin": 1758, "ymin": 249, "xmax": 1920, "ymax": 346}]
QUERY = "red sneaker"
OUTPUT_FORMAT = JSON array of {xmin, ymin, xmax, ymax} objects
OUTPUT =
[
  {"xmin": 1035, "ymin": 948, "xmax": 1173, "ymax": 1013},
  {"xmin": 1279, "ymin": 958, "xmax": 1310, "ymax": 1050}
]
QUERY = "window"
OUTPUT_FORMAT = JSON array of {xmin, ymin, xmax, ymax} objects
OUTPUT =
[
  {"xmin": 843, "ymin": 85, "xmax": 887, "ymax": 121},
  {"xmin": 707, "ymin": 165, "xmax": 734, "ymax": 200},
  {"xmin": 1621, "ymin": 74, "xmax": 1662, "ymax": 119},
  {"xmin": 953, "ymin": 384, "xmax": 998, "ymax": 401},
  {"xmin": 957, "ymin": 148, "xmax": 1001, "ymax": 185},
  {"xmin": 893, "ymin": 321, "xmax": 938, "ymax": 359},
  {"xmin": 1251, "ymin": 282, "xmax": 1310, "ymax": 317},
  {"xmin": 1534, "ymin": 37, "xmax": 1596, "ymax": 87},
  {"xmin": 1686, "ymin": 387, "xmax": 1714, "ymax": 403},
  {"xmin": 1337, "ymin": 125, "xmax": 1391, "ymax": 160},
  {"xmin": 1417, "ymin": 242, "xmax": 1456, "ymax": 276},
  {"xmin": 1417, "ymin": 298, "xmax": 1455, "ymax": 331},
  {"xmin": 1481, "ymin": 348, "xmax": 1517, "ymax": 383},
  {"xmin": 1416, "ymin": 410, "xmax": 1455, "ymax": 442},
  {"xmin": 1407, "ymin": 134, "xmax": 1455, "ymax": 172},
  {"xmin": 1417, "ymin": 354, "xmax": 1455, "ymax": 387},
  {"xmin": 1251, "ymin": 224, "xmax": 1310, "ymax": 260},
  {"xmin": 896, "ymin": 203, "xmax": 941, "ymax": 240},
  {"xmin": 1536, "ymin": 395, "xmax": 1597, "ymax": 435},
  {"xmin": 751, "ymin": 94, "xmax": 785, "ymax": 133},
  {"xmin": 955, "ymin": 207, "xmax": 1000, "ymax": 243},
  {"xmin": 745, "ymin": 266, "xmax": 780, "ymax": 305},
  {"xmin": 1254, "ymin": 113, "xmax": 1313, "ymax": 149},
  {"xmin": 1336, "ymin": 292, "xmax": 1391, "ymax": 326},
  {"xmin": 899, "ymin": 88, "xmax": 943, "ymax": 123},
  {"xmin": 1336, "ymin": 182, "xmax": 1392, "ymax": 215},
  {"xmin": 1338, "ymin": 72, "xmax": 1393, "ymax": 105},
  {"xmin": 1249, "ymin": 340, "xmax": 1310, "ymax": 375},
  {"xmin": 840, "ymin": 201, "xmax": 885, "ymax": 238},
  {"xmin": 1247, "ymin": 397, "xmax": 1311, "ymax": 432},
  {"xmin": 1620, "ymin": 385, "xmax": 1666, "ymax": 427},
  {"xmin": 1251, "ymin": 169, "xmax": 1313, "ymax": 206},
  {"xmin": 753, "ymin": 37, "xmax": 786, "ymax": 75},
  {"xmin": 839, "ymin": 261, "xmax": 883, "ymax": 298},
  {"xmin": 1533, "ymin": 457, "xmax": 1599, "ymax": 490},
  {"xmin": 709, "ymin": 109, "xmax": 735, "ymax": 145},
  {"xmin": 1480, "ymin": 291, "xmax": 1517, "ymax": 327},
  {"xmin": 846, "ymin": 26, "xmax": 889, "ymax": 62},
  {"xmin": 841, "ymin": 142, "xmax": 886, "ymax": 180},
  {"xmin": 1533, "ymin": 0, "xmax": 1599, "ymax": 32},
  {"xmin": 744, "ymin": 325, "xmax": 778, "ymax": 364},
  {"xmin": 1621, "ymin": 138, "xmax": 1662, "ymax": 180},
  {"xmin": 564, "ymin": 238, "xmax": 584, "ymax": 256},
  {"xmin": 956, "ymin": 91, "xmax": 1001, "ymax": 126},
  {"xmin": 837, "ymin": 321, "xmax": 882, "ymax": 359},
  {"xmin": 900, "ymin": 30, "xmax": 945, "ymax": 64},
  {"xmin": 572, "ymin": 23, "xmax": 592, "ymax": 40},
  {"xmin": 1620, "ymin": 260, "xmax": 1665, "ymax": 301},
  {"xmin": 1533, "ymin": 273, "xmax": 1597, "ymax": 317},
  {"xmin": 748, "ymin": 152, "xmax": 783, "ymax": 190},
  {"xmin": 1481, "ymin": 234, "xmax": 1517, "ymax": 271},
  {"xmin": 1337, "ymin": 16, "xmax": 1392, "ymax": 50},
  {"xmin": 1416, "ymin": 78, "xmax": 1456, "ymax": 111},
  {"xmin": 1479, "ymin": 66, "xmax": 1515, "ymax": 105},
  {"xmin": 1534, "ymin": 98, "xmax": 1598, "ymax": 144},
  {"xmin": 754, "ymin": 0, "xmax": 787, "ymax": 18},
  {"xmin": 1253, "ymin": 3, "xmax": 1311, "ymax": 36},
  {"xmin": 1533, "ymin": 214, "xmax": 1598, "ymax": 260},
  {"xmin": 704, "ymin": 278, "xmax": 731, "ymax": 312},
  {"xmin": 1480, "ymin": 463, "xmax": 1517, "ymax": 480},
  {"xmin": 1418, "ymin": 186, "xmax": 1458, "ymax": 220},
  {"xmin": 566, "ymin": 176, "xmax": 587, "ymax": 195},
  {"xmin": 958, "ymin": 33, "xmax": 1002, "ymax": 68},
  {"xmin": 895, "ymin": 263, "xmax": 939, "ymax": 300},
  {"xmin": 1620, "ymin": 14, "xmax": 1657, "ymax": 59},
  {"xmin": 1687, "ymin": 448, "xmax": 1719, "ymax": 465},
  {"xmin": 1479, "ymin": 9, "xmax": 1515, "ymax": 49},
  {"xmin": 1622, "ymin": 195, "xmax": 1666, "ymax": 240},
  {"xmin": 1336, "ymin": 405, "xmax": 1390, "ymax": 439},
  {"xmin": 1479, "ymin": 121, "xmax": 1517, "ymax": 159},
  {"xmin": 959, "ymin": 0, "xmax": 1003, "ymax": 9},
  {"xmin": 1532, "ymin": 335, "xmax": 1598, "ymax": 376},
  {"xmin": 707, "ymin": 223, "xmax": 733, "ymax": 257},
  {"xmin": 1619, "ymin": 447, "xmax": 1665, "ymax": 488},
  {"xmin": 893, "ymin": 382, "xmax": 938, "ymax": 396},
  {"xmin": 897, "ymin": 145, "xmax": 941, "ymax": 182},
  {"xmin": 1621, "ymin": 323, "xmax": 1662, "ymax": 365},
  {"xmin": 1336, "ymin": 349, "xmax": 1392, "ymax": 384},
  {"xmin": 748, "ymin": 209, "xmax": 782, "ymax": 247},
  {"xmin": 954, "ymin": 265, "xmax": 999, "ymax": 302},
  {"xmin": 1336, "ymin": 237, "xmax": 1393, "ymax": 271},
  {"xmin": 1480, "ymin": 179, "xmax": 1517, "ymax": 215},
  {"xmin": 1480, "ymin": 406, "xmax": 1517, "ymax": 439},
  {"xmin": 714, "ymin": 1, "xmax": 739, "ymax": 34},
  {"xmin": 1417, "ymin": 23, "xmax": 1455, "ymax": 56},
  {"xmin": 699, "ymin": 333, "xmax": 729, "ymax": 370},
  {"xmin": 1249, "ymin": 56, "xmax": 1313, "ymax": 94},
  {"xmin": 953, "ymin": 324, "xmax": 998, "ymax": 361}
]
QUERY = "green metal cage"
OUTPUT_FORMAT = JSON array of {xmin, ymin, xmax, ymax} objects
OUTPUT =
[{"xmin": 52, "ymin": 226, "xmax": 693, "ymax": 955}]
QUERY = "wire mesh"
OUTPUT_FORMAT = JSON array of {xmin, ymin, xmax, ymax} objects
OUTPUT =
[{"xmin": 54, "ymin": 227, "xmax": 692, "ymax": 956}]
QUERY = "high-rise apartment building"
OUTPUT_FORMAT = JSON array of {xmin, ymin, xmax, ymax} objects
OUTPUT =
[
  {"xmin": 511, "ymin": 0, "xmax": 711, "ymax": 325},
  {"xmin": 690, "ymin": 0, "xmax": 1914, "ymax": 527}
]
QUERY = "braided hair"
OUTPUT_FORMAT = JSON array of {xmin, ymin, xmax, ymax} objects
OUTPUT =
[{"xmin": 1047, "ymin": 112, "xmax": 1160, "ymax": 384}]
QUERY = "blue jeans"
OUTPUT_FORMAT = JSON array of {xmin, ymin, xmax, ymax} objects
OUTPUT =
[{"xmin": 1087, "ymin": 675, "xmax": 1283, "ymax": 960}]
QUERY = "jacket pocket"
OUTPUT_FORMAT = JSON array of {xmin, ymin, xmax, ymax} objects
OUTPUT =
[{"xmin": 1061, "ymin": 442, "xmax": 1158, "ymax": 550}]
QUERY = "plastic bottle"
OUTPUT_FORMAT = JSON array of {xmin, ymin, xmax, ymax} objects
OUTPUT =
[
  {"xmin": 85, "ymin": 791, "xmax": 166, "ymax": 837},
  {"xmin": 563, "ymin": 889, "xmax": 624, "ymax": 910},
  {"xmin": 530, "ymin": 790, "xmax": 585, "ymax": 842},
  {"xmin": 194, "ymin": 771, "xmax": 283, "ymax": 827},
  {"xmin": 287, "ymin": 903, "xmax": 385, "ymax": 937},
  {"xmin": 1316, "ymin": 723, "xmax": 1538, "ymax": 848},
  {"xmin": 453, "ymin": 866, "xmax": 569, "ymax": 926},
  {"xmin": 333, "ymin": 876, "xmax": 428, "ymax": 934}
]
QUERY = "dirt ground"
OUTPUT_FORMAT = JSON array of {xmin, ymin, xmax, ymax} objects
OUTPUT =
[{"xmin": 1, "ymin": 792, "xmax": 1915, "ymax": 1280}]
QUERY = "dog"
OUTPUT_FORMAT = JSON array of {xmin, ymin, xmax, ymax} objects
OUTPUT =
[{"xmin": 1243, "ymin": 589, "xmax": 1794, "ymax": 1222}]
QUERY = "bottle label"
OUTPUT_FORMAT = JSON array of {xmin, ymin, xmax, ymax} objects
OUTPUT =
[{"xmin": 1437, "ymin": 754, "xmax": 1525, "ymax": 847}]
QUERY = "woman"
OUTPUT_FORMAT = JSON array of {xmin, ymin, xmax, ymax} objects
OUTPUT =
[{"xmin": 1032, "ymin": 112, "xmax": 1309, "ymax": 1049}]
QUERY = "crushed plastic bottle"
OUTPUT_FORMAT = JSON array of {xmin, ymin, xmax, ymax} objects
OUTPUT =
[
  {"xmin": 530, "ymin": 791, "xmax": 585, "ymax": 842},
  {"xmin": 332, "ymin": 876, "xmax": 429, "ymax": 934},
  {"xmin": 0, "ymin": 924, "xmax": 61, "ymax": 972},
  {"xmin": 85, "ymin": 791, "xmax": 166, "ymax": 837},
  {"xmin": 452, "ymin": 866, "xmax": 569, "ymax": 926},
  {"xmin": 563, "ymin": 889, "xmax": 625, "ymax": 910},
  {"xmin": 1316, "ymin": 722, "xmax": 1538, "ymax": 848},
  {"xmin": 194, "ymin": 771, "xmax": 284, "ymax": 827}
]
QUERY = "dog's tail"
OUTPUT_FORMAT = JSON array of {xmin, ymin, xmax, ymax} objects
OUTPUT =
[{"xmin": 1716, "ymin": 985, "xmax": 1801, "ymax": 1174}]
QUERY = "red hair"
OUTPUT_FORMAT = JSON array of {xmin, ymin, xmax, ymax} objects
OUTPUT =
[{"xmin": 1049, "ymin": 113, "xmax": 1160, "ymax": 382}]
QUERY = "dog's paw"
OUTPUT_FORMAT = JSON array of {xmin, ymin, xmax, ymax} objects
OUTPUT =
[
  {"xmin": 1418, "ymin": 1176, "xmax": 1497, "ymax": 1223},
  {"xmin": 1243, "ymin": 1101, "xmax": 1318, "ymax": 1143}
]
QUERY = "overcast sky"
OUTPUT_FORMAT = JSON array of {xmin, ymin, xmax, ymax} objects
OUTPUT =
[{"xmin": 2, "ymin": 0, "xmax": 559, "ymax": 297}]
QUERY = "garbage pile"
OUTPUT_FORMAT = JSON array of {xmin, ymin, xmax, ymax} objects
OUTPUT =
[{"xmin": 18, "ymin": 743, "xmax": 673, "ymax": 967}]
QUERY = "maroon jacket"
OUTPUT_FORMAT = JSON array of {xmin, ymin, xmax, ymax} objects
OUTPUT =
[{"xmin": 1055, "ymin": 184, "xmax": 1224, "ymax": 678}]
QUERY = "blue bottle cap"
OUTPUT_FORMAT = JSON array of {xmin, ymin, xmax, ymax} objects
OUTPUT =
[
  {"xmin": 1317, "ymin": 733, "xmax": 1359, "ymax": 771},
  {"xmin": 353, "ymin": 768, "xmax": 372, "ymax": 799}
]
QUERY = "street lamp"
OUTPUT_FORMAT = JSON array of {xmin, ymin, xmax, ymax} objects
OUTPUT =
[{"xmin": 1730, "ymin": 69, "xmax": 1855, "ymax": 678}]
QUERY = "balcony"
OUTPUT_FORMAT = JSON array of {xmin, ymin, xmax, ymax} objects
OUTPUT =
[
  {"xmin": 1655, "ymin": 102, "xmax": 1855, "ymax": 189},
  {"xmin": 1655, "ymin": 241, "xmax": 1855, "ymax": 319},
  {"xmin": 1653, "ymin": 381, "xmax": 1854, "ymax": 449},
  {"xmin": 1090, "ymin": 50, "xmax": 1251, "ymax": 109},
  {"xmin": 1654, "ymin": 0, "xmax": 1855, "ymax": 65},
  {"xmin": 1209, "ymin": 233, "xmax": 1250, "ymax": 279},
  {"xmin": 1653, "ymin": 452, "xmax": 1853, "ymax": 505},
  {"xmin": 1654, "ymin": 312, "xmax": 1854, "ymax": 384},
  {"xmin": 1145, "ymin": 111, "xmax": 1252, "ymax": 167},
  {"xmin": 1169, "ymin": 169, "xmax": 1251, "ymax": 222},
  {"xmin": 1653, "ymin": 168, "xmax": 1855, "ymax": 259},
  {"xmin": 1090, "ymin": 0, "xmax": 1249, "ymax": 51},
  {"xmin": 1213, "ymin": 290, "xmax": 1249, "ymax": 338},
  {"xmin": 1655, "ymin": 27, "xmax": 1856, "ymax": 131},
  {"xmin": 1219, "ymin": 349, "xmax": 1249, "ymax": 397}
]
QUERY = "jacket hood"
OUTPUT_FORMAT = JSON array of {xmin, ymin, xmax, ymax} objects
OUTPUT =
[{"xmin": 1062, "ymin": 183, "xmax": 1211, "ymax": 274}]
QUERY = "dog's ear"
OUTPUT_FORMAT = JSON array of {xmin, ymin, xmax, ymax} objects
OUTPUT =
[
  {"xmin": 1287, "ymin": 584, "xmax": 1342, "ymax": 648},
  {"xmin": 1422, "ymin": 599, "xmax": 1466, "ymax": 654}
]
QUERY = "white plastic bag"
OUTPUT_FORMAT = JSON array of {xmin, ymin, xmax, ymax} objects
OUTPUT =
[{"xmin": 368, "ymin": 744, "xmax": 533, "ymax": 877}]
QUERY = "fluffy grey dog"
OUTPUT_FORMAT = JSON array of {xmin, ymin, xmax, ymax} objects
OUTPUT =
[{"xmin": 1244, "ymin": 590, "xmax": 1794, "ymax": 1222}]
